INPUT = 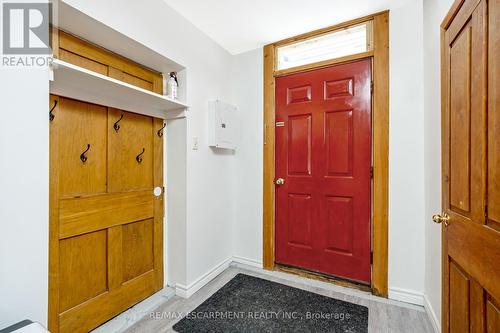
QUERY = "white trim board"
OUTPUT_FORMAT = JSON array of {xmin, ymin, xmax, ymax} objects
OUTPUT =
[
  {"xmin": 388, "ymin": 287, "xmax": 425, "ymax": 306},
  {"xmin": 175, "ymin": 257, "xmax": 233, "ymax": 298},
  {"xmin": 232, "ymin": 256, "xmax": 263, "ymax": 269},
  {"xmin": 176, "ymin": 257, "xmax": 426, "ymax": 310},
  {"xmin": 423, "ymin": 294, "xmax": 440, "ymax": 333}
]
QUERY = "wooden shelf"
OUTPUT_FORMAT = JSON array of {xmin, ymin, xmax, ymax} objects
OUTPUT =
[{"xmin": 50, "ymin": 59, "xmax": 188, "ymax": 119}]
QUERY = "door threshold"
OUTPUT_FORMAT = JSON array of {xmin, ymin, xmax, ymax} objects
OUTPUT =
[{"xmin": 274, "ymin": 263, "xmax": 372, "ymax": 293}]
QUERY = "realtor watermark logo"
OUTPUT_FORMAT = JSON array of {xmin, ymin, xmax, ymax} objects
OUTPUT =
[{"xmin": 2, "ymin": 2, "xmax": 53, "ymax": 66}]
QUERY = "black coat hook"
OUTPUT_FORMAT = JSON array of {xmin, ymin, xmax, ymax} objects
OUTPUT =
[
  {"xmin": 136, "ymin": 148, "xmax": 145, "ymax": 163},
  {"xmin": 113, "ymin": 113, "xmax": 124, "ymax": 131},
  {"xmin": 49, "ymin": 100, "xmax": 58, "ymax": 121},
  {"xmin": 80, "ymin": 144, "xmax": 90, "ymax": 163},
  {"xmin": 157, "ymin": 123, "xmax": 166, "ymax": 137}
]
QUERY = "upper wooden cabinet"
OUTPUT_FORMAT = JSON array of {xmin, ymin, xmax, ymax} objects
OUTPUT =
[{"xmin": 52, "ymin": 29, "xmax": 163, "ymax": 94}]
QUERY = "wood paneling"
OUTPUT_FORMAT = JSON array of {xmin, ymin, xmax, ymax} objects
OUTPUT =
[
  {"xmin": 122, "ymin": 219, "xmax": 154, "ymax": 282},
  {"xmin": 263, "ymin": 43, "xmax": 276, "ymax": 269},
  {"xmin": 449, "ymin": 261, "xmax": 470, "ymax": 332},
  {"xmin": 371, "ymin": 11, "xmax": 389, "ymax": 297},
  {"xmin": 449, "ymin": 25, "xmax": 471, "ymax": 213},
  {"xmin": 108, "ymin": 67, "xmax": 154, "ymax": 91},
  {"xmin": 59, "ymin": 231, "xmax": 108, "ymax": 312},
  {"xmin": 59, "ymin": 271, "xmax": 156, "ymax": 333},
  {"xmin": 486, "ymin": 298, "xmax": 500, "ymax": 333},
  {"xmin": 152, "ymin": 117, "xmax": 165, "ymax": 289},
  {"xmin": 56, "ymin": 97, "xmax": 107, "ymax": 197},
  {"xmin": 488, "ymin": 0, "xmax": 500, "ymax": 229},
  {"xmin": 59, "ymin": 49, "xmax": 108, "ymax": 75},
  {"xmin": 59, "ymin": 191, "xmax": 154, "ymax": 238},
  {"xmin": 263, "ymin": 11, "xmax": 389, "ymax": 296},
  {"xmin": 441, "ymin": 0, "xmax": 500, "ymax": 331},
  {"xmin": 54, "ymin": 30, "xmax": 163, "ymax": 94},
  {"xmin": 107, "ymin": 226, "xmax": 123, "ymax": 290},
  {"xmin": 48, "ymin": 95, "xmax": 61, "ymax": 331},
  {"xmin": 49, "ymin": 96, "xmax": 164, "ymax": 333},
  {"xmin": 108, "ymin": 109, "xmax": 154, "ymax": 192}
]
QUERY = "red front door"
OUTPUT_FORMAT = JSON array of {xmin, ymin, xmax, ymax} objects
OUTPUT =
[{"xmin": 275, "ymin": 59, "xmax": 372, "ymax": 283}]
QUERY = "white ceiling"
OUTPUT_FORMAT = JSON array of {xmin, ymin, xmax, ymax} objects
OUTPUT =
[{"xmin": 162, "ymin": 0, "xmax": 395, "ymax": 55}]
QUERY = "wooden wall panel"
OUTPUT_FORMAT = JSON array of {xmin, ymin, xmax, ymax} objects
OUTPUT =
[
  {"xmin": 59, "ymin": 49, "xmax": 108, "ymax": 75},
  {"xmin": 108, "ymin": 67, "xmax": 154, "ymax": 91},
  {"xmin": 49, "ymin": 96, "xmax": 164, "ymax": 333},
  {"xmin": 57, "ymin": 98, "xmax": 107, "ymax": 197},
  {"xmin": 122, "ymin": 219, "xmax": 154, "ymax": 282},
  {"xmin": 55, "ymin": 30, "xmax": 163, "ymax": 94},
  {"xmin": 108, "ymin": 109, "xmax": 154, "ymax": 192},
  {"xmin": 449, "ymin": 261, "xmax": 470, "ymax": 332},
  {"xmin": 58, "ymin": 191, "xmax": 154, "ymax": 238},
  {"xmin": 449, "ymin": 26, "xmax": 471, "ymax": 214},
  {"xmin": 486, "ymin": 298, "xmax": 500, "ymax": 333},
  {"xmin": 488, "ymin": 0, "xmax": 500, "ymax": 228},
  {"xmin": 59, "ymin": 231, "xmax": 108, "ymax": 312}
]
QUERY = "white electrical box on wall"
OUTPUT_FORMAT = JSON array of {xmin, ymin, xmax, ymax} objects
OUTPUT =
[{"xmin": 208, "ymin": 100, "xmax": 237, "ymax": 150}]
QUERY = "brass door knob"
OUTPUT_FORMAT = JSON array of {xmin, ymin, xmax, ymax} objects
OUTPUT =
[
  {"xmin": 275, "ymin": 178, "xmax": 285, "ymax": 185},
  {"xmin": 432, "ymin": 213, "xmax": 450, "ymax": 226}
]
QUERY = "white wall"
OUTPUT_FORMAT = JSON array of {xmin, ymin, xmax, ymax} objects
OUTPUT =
[
  {"xmin": 0, "ymin": 0, "xmax": 49, "ymax": 327},
  {"xmin": 387, "ymin": 0, "xmax": 426, "ymax": 302},
  {"xmin": 231, "ymin": 0, "xmax": 429, "ymax": 302},
  {"xmin": 423, "ymin": 0, "xmax": 454, "ymax": 329},
  {"xmin": 0, "ymin": 67, "xmax": 49, "ymax": 328},
  {"xmin": 228, "ymin": 48, "xmax": 264, "ymax": 266},
  {"xmin": 166, "ymin": 118, "xmax": 187, "ymax": 286}
]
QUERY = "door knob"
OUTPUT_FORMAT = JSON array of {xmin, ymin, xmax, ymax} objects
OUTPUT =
[
  {"xmin": 275, "ymin": 178, "xmax": 285, "ymax": 185},
  {"xmin": 432, "ymin": 213, "xmax": 450, "ymax": 226}
]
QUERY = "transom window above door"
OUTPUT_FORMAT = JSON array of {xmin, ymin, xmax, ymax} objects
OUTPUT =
[{"xmin": 276, "ymin": 21, "xmax": 373, "ymax": 71}]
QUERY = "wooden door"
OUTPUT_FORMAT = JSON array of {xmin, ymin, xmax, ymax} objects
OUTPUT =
[
  {"xmin": 48, "ymin": 95, "xmax": 164, "ymax": 333},
  {"xmin": 440, "ymin": 0, "xmax": 500, "ymax": 331},
  {"xmin": 275, "ymin": 59, "xmax": 372, "ymax": 283}
]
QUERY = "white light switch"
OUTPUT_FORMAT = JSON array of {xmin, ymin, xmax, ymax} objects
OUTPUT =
[{"xmin": 192, "ymin": 136, "xmax": 198, "ymax": 150}]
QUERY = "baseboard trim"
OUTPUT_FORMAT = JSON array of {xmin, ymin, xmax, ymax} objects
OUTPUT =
[
  {"xmin": 423, "ymin": 294, "xmax": 440, "ymax": 333},
  {"xmin": 232, "ymin": 256, "xmax": 263, "ymax": 268},
  {"xmin": 175, "ymin": 257, "xmax": 427, "ymax": 311},
  {"xmin": 388, "ymin": 287, "xmax": 424, "ymax": 306},
  {"xmin": 175, "ymin": 257, "xmax": 233, "ymax": 298}
]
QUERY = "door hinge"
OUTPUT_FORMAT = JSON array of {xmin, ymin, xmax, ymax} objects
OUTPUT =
[
  {"xmin": 370, "ymin": 166, "xmax": 374, "ymax": 179},
  {"xmin": 370, "ymin": 81, "xmax": 374, "ymax": 94},
  {"xmin": 370, "ymin": 252, "xmax": 373, "ymax": 264}
]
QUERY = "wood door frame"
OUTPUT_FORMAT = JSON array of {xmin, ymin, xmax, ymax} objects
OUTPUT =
[{"xmin": 263, "ymin": 11, "xmax": 390, "ymax": 296}]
